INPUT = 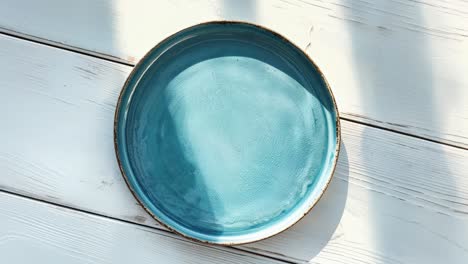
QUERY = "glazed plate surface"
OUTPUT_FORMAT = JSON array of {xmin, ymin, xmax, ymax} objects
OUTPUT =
[{"xmin": 115, "ymin": 22, "xmax": 340, "ymax": 244}]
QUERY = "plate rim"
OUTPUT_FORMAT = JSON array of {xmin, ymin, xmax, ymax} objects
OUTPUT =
[{"xmin": 113, "ymin": 20, "xmax": 341, "ymax": 245}]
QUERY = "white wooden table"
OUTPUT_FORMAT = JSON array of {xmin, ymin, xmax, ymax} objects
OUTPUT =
[{"xmin": 0, "ymin": 0, "xmax": 467, "ymax": 263}]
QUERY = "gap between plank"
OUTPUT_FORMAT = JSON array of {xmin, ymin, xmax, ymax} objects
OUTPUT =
[
  {"xmin": 0, "ymin": 28, "xmax": 466, "ymax": 151},
  {"xmin": 0, "ymin": 27, "xmax": 133, "ymax": 66},
  {"xmin": 341, "ymin": 117, "xmax": 468, "ymax": 151},
  {"xmin": 0, "ymin": 188, "xmax": 296, "ymax": 264}
]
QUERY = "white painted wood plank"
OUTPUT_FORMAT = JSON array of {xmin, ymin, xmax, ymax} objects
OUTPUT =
[
  {"xmin": 0, "ymin": 191, "xmax": 283, "ymax": 264},
  {"xmin": 0, "ymin": 0, "xmax": 467, "ymax": 147},
  {"xmin": 1, "ymin": 33, "xmax": 468, "ymax": 263}
]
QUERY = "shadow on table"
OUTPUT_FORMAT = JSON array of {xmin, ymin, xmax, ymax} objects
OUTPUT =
[
  {"xmin": 220, "ymin": 0, "xmax": 257, "ymax": 22},
  {"xmin": 343, "ymin": 0, "xmax": 465, "ymax": 262}
]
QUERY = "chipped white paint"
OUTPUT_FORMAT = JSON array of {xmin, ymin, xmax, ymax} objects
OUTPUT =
[
  {"xmin": 0, "ymin": 0, "xmax": 467, "ymax": 148},
  {"xmin": 1, "ymin": 33, "xmax": 468, "ymax": 263}
]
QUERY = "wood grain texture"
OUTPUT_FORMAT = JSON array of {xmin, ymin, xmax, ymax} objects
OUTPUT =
[
  {"xmin": 1, "ymin": 33, "xmax": 468, "ymax": 263},
  {"xmin": 0, "ymin": 191, "xmax": 283, "ymax": 264},
  {"xmin": 0, "ymin": 0, "xmax": 467, "ymax": 148}
]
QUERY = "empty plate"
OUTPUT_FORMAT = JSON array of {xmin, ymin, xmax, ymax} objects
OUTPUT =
[{"xmin": 114, "ymin": 22, "xmax": 340, "ymax": 244}]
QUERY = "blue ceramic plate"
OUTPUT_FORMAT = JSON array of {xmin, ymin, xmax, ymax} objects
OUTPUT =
[{"xmin": 115, "ymin": 22, "xmax": 340, "ymax": 244}]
